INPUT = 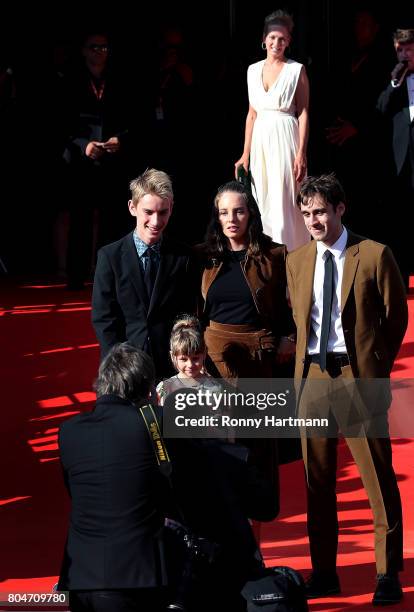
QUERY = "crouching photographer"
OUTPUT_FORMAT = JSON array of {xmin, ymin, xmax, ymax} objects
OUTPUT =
[{"xmin": 57, "ymin": 344, "xmax": 169, "ymax": 612}]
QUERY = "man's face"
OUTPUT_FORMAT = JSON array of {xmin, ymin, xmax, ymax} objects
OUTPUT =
[
  {"xmin": 82, "ymin": 35, "xmax": 109, "ymax": 70},
  {"xmin": 394, "ymin": 41, "xmax": 414, "ymax": 72},
  {"xmin": 128, "ymin": 193, "xmax": 172, "ymax": 245},
  {"xmin": 354, "ymin": 11, "xmax": 379, "ymax": 50},
  {"xmin": 300, "ymin": 194, "xmax": 345, "ymax": 247}
]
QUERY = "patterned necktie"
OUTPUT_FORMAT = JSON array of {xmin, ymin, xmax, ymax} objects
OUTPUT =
[
  {"xmin": 143, "ymin": 247, "xmax": 157, "ymax": 300},
  {"xmin": 320, "ymin": 250, "xmax": 334, "ymax": 372}
]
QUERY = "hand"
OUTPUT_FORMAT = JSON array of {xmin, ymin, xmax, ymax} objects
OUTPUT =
[
  {"xmin": 325, "ymin": 117, "xmax": 358, "ymax": 146},
  {"xmin": 234, "ymin": 156, "xmax": 249, "ymax": 179},
  {"xmin": 391, "ymin": 61, "xmax": 408, "ymax": 84},
  {"xmin": 293, "ymin": 152, "xmax": 307, "ymax": 182},
  {"xmin": 275, "ymin": 336, "xmax": 296, "ymax": 364},
  {"xmin": 101, "ymin": 136, "xmax": 120, "ymax": 153},
  {"xmin": 85, "ymin": 141, "xmax": 105, "ymax": 160}
]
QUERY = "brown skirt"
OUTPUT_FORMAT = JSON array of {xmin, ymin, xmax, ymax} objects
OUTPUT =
[
  {"xmin": 204, "ymin": 321, "xmax": 277, "ymax": 379},
  {"xmin": 205, "ymin": 321, "xmax": 281, "ymax": 497}
]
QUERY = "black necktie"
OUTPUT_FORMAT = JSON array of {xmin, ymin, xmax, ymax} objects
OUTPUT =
[
  {"xmin": 143, "ymin": 247, "xmax": 157, "ymax": 300},
  {"xmin": 320, "ymin": 250, "xmax": 334, "ymax": 372}
]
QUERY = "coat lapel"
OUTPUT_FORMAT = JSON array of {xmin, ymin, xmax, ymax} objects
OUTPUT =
[
  {"xmin": 201, "ymin": 262, "xmax": 223, "ymax": 302},
  {"xmin": 148, "ymin": 238, "xmax": 181, "ymax": 315},
  {"xmin": 404, "ymin": 101, "xmax": 411, "ymax": 125},
  {"xmin": 122, "ymin": 232, "xmax": 148, "ymax": 310},
  {"xmin": 122, "ymin": 232, "xmax": 149, "ymax": 313},
  {"xmin": 300, "ymin": 241, "xmax": 317, "ymax": 333},
  {"xmin": 341, "ymin": 232, "xmax": 360, "ymax": 311}
]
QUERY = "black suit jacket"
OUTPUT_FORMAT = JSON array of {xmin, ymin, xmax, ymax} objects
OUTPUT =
[
  {"xmin": 92, "ymin": 232, "xmax": 194, "ymax": 378},
  {"xmin": 61, "ymin": 66, "xmax": 132, "ymax": 165},
  {"xmin": 58, "ymin": 395, "xmax": 167, "ymax": 590},
  {"xmin": 377, "ymin": 80, "xmax": 414, "ymax": 181}
]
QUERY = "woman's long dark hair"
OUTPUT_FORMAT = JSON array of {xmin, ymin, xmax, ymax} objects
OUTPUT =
[{"xmin": 205, "ymin": 181, "xmax": 272, "ymax": 258}]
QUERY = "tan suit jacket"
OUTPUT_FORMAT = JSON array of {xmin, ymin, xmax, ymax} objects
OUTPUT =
[{"xmin": 286, "ymin": 230, "xmax": 408, "ymax": 380}]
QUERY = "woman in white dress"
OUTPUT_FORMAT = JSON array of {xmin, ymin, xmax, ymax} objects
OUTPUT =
[{"xmin": 235, "ymin": 10, "xmax": 310, "ymax": 252}]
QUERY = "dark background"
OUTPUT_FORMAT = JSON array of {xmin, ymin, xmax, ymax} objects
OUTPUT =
[{"xmin": 0, "ymin": 0, "xmax": 412, "ymax": 275}]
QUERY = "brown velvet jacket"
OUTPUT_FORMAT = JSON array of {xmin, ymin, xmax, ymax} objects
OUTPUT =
[{"xmin": 194, "ymin": 242, "xmax": 295, "ymax": 339}]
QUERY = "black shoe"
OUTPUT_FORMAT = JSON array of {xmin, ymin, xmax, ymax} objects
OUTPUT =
[
  {"xmin": 372, "ymin": 573, "xmax": 402, "ymax": 606},
  {"xmin": 305, "ymin": 571, "xmax": 341, "ymax": 599}
]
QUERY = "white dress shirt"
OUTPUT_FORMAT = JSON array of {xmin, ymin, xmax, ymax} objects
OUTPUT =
[
  {"xmin": 308, "ymin": 227, "xmax": 348, "ymax": 355},
  {"xmin": 407, "ymin": 74, "xmax": 414, "ymax": 122}
]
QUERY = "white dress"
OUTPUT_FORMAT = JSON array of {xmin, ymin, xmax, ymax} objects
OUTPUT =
[{"xmin": 248, "ymin": 59, "xmax": 310, "ymax": 252}]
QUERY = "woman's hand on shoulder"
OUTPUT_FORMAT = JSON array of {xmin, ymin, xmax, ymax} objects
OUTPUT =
[{"xmin": 191, "ymin": 242, "xmax": 208, "ymax": 258}]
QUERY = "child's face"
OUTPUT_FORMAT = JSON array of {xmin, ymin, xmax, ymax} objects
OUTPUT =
[{"xmin": 174, "ymin": 353, "xmax": 204, "ymax": 378}]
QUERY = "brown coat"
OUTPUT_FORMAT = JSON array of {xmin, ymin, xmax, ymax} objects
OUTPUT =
[
  {"xmin": 197, "ymin": 242, "xmax": 294, "ymax": 338},
  {"xmin": 286, "ymin": 230, "xmax": 408, "ymax": 380}
]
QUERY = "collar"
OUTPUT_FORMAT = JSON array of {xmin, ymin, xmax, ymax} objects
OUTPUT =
[
  {"xmin": 133, "ymin": 232, "xmax": 162, "ymax": 258},
  {"xmin": 316, "ymin": 226, "xmax": 348, "ymax": 259},
  {"xmin": 95, "ymin": 394, "xmax": 133, "ymax": 408}
]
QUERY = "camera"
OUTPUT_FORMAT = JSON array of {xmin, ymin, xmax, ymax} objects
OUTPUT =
[{"xmin": 165, "ymin": 523, "xmax": 219, "ymax": 611}]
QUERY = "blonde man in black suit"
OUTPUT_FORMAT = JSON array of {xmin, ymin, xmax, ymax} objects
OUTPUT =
[{"xmin": 92, "ymin": 168, "xmax": 194, "ymax": 379}]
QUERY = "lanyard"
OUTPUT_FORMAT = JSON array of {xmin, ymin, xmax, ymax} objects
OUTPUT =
[
  {"xmin": 139, "ymin": 403, "xmax": 172, "ymax": 479},
  {"xmin": 90, "ymin": 78, "xmax": 105, "ymax": 100}
]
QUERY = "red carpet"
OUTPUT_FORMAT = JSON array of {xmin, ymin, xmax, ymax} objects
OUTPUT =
[{"xmin": 0, "ymin": 277, "xmax": 413, "ymax": 610}]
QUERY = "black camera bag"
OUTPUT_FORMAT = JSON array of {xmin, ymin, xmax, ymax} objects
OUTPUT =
[{"xmin": 241, "ymin": 566, "xmax": 309, "ymax": 612}]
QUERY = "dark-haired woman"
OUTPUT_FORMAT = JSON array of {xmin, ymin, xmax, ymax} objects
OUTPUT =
[
  {"xmin": 197, "ymin": 181, "xmax": 296, "ymax": 544},
  {"xmin": 199, "ymin": 180, "xmax": 295, "ymax": 380}
]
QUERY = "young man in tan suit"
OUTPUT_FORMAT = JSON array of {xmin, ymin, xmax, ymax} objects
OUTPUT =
[{"xmin": 286, "ymin": 174, "xmax": 408, "ymax": 605}]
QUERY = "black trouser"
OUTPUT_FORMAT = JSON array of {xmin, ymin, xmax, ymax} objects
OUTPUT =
[{"xmin": 69, "ymin": 589, "xmax": 165, "ymax": 612}]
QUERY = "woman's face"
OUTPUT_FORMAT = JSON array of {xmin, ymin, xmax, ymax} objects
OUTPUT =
[
  {"xmin": 263, "ymin": 26, "xmax": 290, "ymax": 58},
  {"xmin": 217, "ymin": 191, "xmax": 250, "ymax": 244}
]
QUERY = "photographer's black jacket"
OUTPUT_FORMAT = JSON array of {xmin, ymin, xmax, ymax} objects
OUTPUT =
[{"xmin": 58, "ymin": 395, "xmax": 167, "ymax": 590}]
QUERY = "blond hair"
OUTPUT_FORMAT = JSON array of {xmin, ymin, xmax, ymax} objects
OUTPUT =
[{"xmin": 129, "ymin": 168, "xmax": 174, "ymax": 206}]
